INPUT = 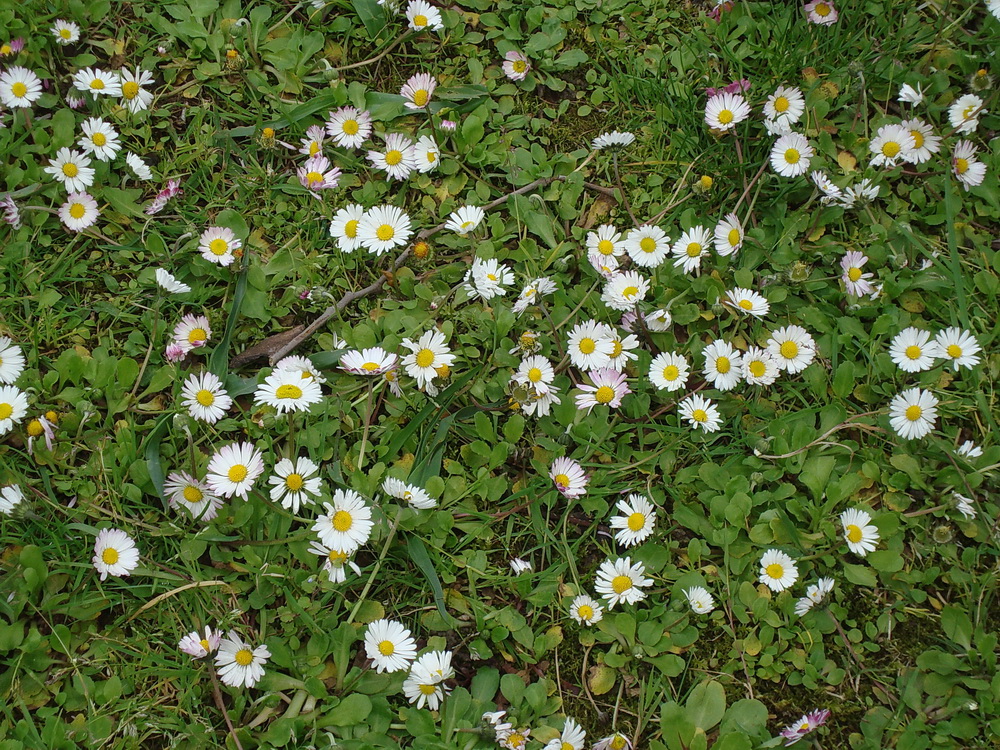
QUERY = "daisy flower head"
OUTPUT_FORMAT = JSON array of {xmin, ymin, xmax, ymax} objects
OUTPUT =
[
  {"xmin": 770, "ymin": 132, "xmax": 814, "ymax": 178},
  {"xmin": 593, "ymin": 734, "xmax": 633, "ymax": 750},
  {"xmin": 767, "ymin": 325, "xmax": 816, "ymax": 373},
  {"xmin": 587, "ymin": 224, "xmax": 625, "ymax": 259},
  {"xmin": 92, "ymin": 528, "xmax": 140, "ymax": 581},
  {"xmin": 672, "ymin": 225, "xmax": 713, "ymax": 273},
  {"xmin": 595, "ymin": 556, "xmax": 652, "ymax": 609},
  {"xmin": 340, "ymin": 347, "xmax": 398, "ymax": 376},
  {"xmin": 0, "ymin": 66, "xmax": 42, "ymax": 108},
  {"xmin": 948, "ymin": 94, "xmax": 986, "ymax": 134},
  {"xmin": 513, "ymin": 354, "xmax": 556, "ymax": 394},
  {"xmin": 684, "ymin": 585, "xmax": 716, "ymax": 614},
  {"xmin": 764, "ymin": 85, "xmax": 805, "ymax": 125},
  {"xmin": 401, "ymin": 72, "xmax": 436, "ymax": 109},
  {"xmin": 956, "ymin": 440, "xmax": 983, "ymax": 459},
  {"xmin": 841, "ymin": 178, "xmax": 880, "ymax": 207},
  {"xmin": 840, "ymin": 250, "xmax": 874, "ymax": 296},
  {"xmin": 1, "ymin": 195, "xmax": 21, "ymax": 229},
  {"xmin": 702, "ymin": 340, "xmax": 743, "ymax": 391},
  {"xmin": 255, "ymin": 367, "xmax": 324, "ymax": 414},
  {"xmin": 58, "ymin": 192, "xmax": 100, "ymax": 232},
  {"xmin": 463, "ymin": 257, "xmax": 515, "ymax": 301},
  {"xmin": 72, "ymin": 67, "xmax": 122, "ymax": 97},
  {"xmin": 199, "ymin": 226, "xmax": 242, "ymax": 266},
  {"xmin": 367, "ymin": 133, "xmax": 417, "ymax": 181},
  {"xmin": 412, "ymin": 134, "xmax": 440, "ymax": 172},
  {"xmin": 601, "ymin": 270, "xmax": 649, "ymax": 311},
  {"xmin": 358, "ymin": 204, "xmax": 413, "ymax": 255},
  {"xmin": 52, "ymin": 19, "xmax": 81, "ymax": 45},
  {"xmin": 780, "ymin": 709, "xmax": 831, "ymax": 746},
  {"xmin": 164, "ymin": 471, "xmax": 223, "ymax": 522},
  {"xmin": 952, "ymin": 140, "xmax": 987, "ymax": 191},
  {"xmin": 935, "ymin": 327, "xmax": 981, "ymax": 370},
  {"xmin": 512, "ymin": 277, "xmax": 557, "ymax": 314},
  {"xmin": 276, "ymin": 354, "xmax": 327, "ymax": 384},
  {"xmin": 0, "ymin": 386, "xmax": 27, "ymax": 435},
  {"xmin": 172, "ymin": 313, "xmax": 212, "ymax": 354},
  {"xmin": 588, "ymin": 251, "xmax": 620, "ymax": 279},
  {"xmin": 888, "ymin": 327, "xmax": 940, "ymax": 373},
  {"xmin": 401, "ymin": 329, "xmax": 454, "ymax": 388},
  {"xmin": 179, "ymin": 626, "xmax": 222, "ymax": 659},
  {"xmin": 365, "ymin": 619, "xmax": 417, "ymax": 673},
  {"xmin": 569, "ymin": 593, "xmax": 604, "ymax": 625},
  {"xmin": 215, "ymin": 632, "xmax": 270, "ymax": 689},
  {"xmin": 725, "ymin": 287, "xmax": 770, "ymax": 318},
  {"xmin": 989, "ymin": 0, "xmax": 1000, "ymax": 19},
  {"xmin": 550, "ymin": 456, "xmax": 588, "ymax": 498},
  {"xmin": 445, "ymin": 205, "xmax": 486, "ymax": 235},
  {"xmin": 898, "ymin": 82, "xmax": 924, "ymax": 106},
  {"xmin": 606, "ymin": 331, "xmax": 639, "ymax": 370},
  {"xmin": 155, "ymin": 268, "xmax": 191, "ymax": 294},
  {"xmin": 811, "ymin": 170, "xmax": 843, "ymax": 205},
  {"xmin": 743, "ymin": 346, "xmax": 780, "ymax": 386},
  {"xmin": 326, "ymin": 106, "xmax": 373, "ymax": 149},
  {"xmin": 298, "ymin": 124, "xmax": 326, "ymax": 156},
  {"xmin": 119, "ymin": 67, "xmax": 155, "ymax": 113},
  {"xmin": 499, "ymin": 727, "xmax": 532, "ymax": 749},
  {"xmin": 795, "ymin": 577, "xmax": 835, "ymax": 616},
  {"xmin": 575, "ymin": 368, "xmax": 631, "ymax": 413},
  {"xmin": 313, "ymin": 489, "xmax": 374, "ymax": 552},
  {"xmin": 329, "ymin": 203, "xmax": 366, "ymax": 252},
  {"xmin": 954, "ymin": 493, "xmax": 977, "ymax": 520},
  {"xmin": 44, "ymin": 148, "xmax": 95, "ymax": 193},
  {"xmin": 180, "ymin": 371, "xmax": 232, "ymax": 423},
  {"xmin": 869, "ymin": 124, "xmax": 915, "ymax": 168},
  {"xmin": 840, "ymin": 508, "xmax": 879, "ymax": 556},
  {"xmin": 206, "ymin": 442, "xmax": 265, "ymax": 500},
  {"xmin": 308, "ymin": 541, "xmax": 362, "ymax": 583},
  {"xmin": 567, "ymin": 319, "xmax": 614, "ymax": 370},
  {"xmin": 0, "ymin": 484, "xmax": 24, "ymax": 515},
  {"xmin": 268, "ymin": 456, "xmax": 323, "ymax": 513},
  {"xmin": 406, "ymin": 0, "xmax": 444, "ymax": 30},
  {"xmin": 649, "ymin": 352, "xmax": 689, "ymax": 392},
  {"xmin": 804, "ymin": 0, "xmax": 838, "ymax": 24},
  {"xmin": 705, "ymin": 91, "xmax": 751, "ymax": 131},
  {"xmin": 644, "ymin": 308, "xmax": 673, "ymax": 332},
  {"xmin": 0, "ymin": 337, "xmax": 25, "ymax": 384},
  {"xmin": 610, "ymin": 493, "xmax": 657, "ymax": 547},
  {"xmin": 402, "ymin": 657, "xmax": 451, "ymax": 710},
  {"xmin": 297, "ymin": 154, "xmax": 341, "ymax": 190},
  {"xmin": 502, "ymin": 50, "xmax": 530, "ymax": 81},
  {"xmin": 544, "ymin": 718, "xmax": 586, "ymax": 750},
  {"xmin": 592, "ymin": 130, "xmax": 636, "ymax": 150},
  {"xmin": 899, "ymin": 119, "xmax": 940, "ymax": 165},
  {"xmin": 758, "ymin": 549, "xmax": 798, "ymax": 592},
  {"xmin": 889, "ymin": 387, "xmax": 938, "ymax": 440},
  {"xmin": 383, "ymin": 476, "xmax": 436, "ymax": 509},
  {"xmin": 679, "ymin": 394, "xmax": 722, "ymax": 433},
  {"xmin": 714, "ymin": 213, "xmax": 744, "ymax": 256},
  {"xmin": 510, "ymin": 557, "xmax": 532, "ymax": 576},
  {"xmin": 625, "ymin": 224, "xmax": 671, "ymax": 268}
]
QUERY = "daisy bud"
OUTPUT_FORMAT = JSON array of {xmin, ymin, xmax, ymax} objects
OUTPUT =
[{"xmin": 440, "ymin": 119, "xmax": 457, "ymax": 131}]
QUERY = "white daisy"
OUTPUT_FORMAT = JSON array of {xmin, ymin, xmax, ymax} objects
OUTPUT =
[
  {"xmin": 164, "ymin": 471, "xmax": 223, "ymax": 522},
  {"xmin": 624, "ymin": 224, "xmax": 671, "ymax": 268},
  {"xmin": 758, "ymin": 549, "xmax": 798, "ymax": 592},
  {"xmin": 671, "ymin": 225, "xmax": 712, "ymax": 273},
  {"xmin": 543, "ymin": 718, "xmax": 586, "ymax": 750},
  {"xmin": 0, "ymin": 484, "xmax": 25, "ymax": 515},
  {"xmin": 841, "ymin": 251, "xmax": 874, "ymax": 296},
  {"xmin": 119, "ymin": 67, "xmax": 155, "ymax": 113},
  {"xmin": 155, "ymin": 268, "xmax": 190, "ymax": 294},
  {"xmin": 312, "ymin": 489, "xmax": 374, "ymax": 553},
  {"xmin": 869, "ymin": 124, "xmax": 915, "ymax": 168},
  {"xmin": 172, "ymin": 314, "xmax": 212, "ymax": 354},
  {"xmin": 340, "ymin": 347, "xmax": 398, "ymax": 375},
  {"xmin": 412, "ymin": 134, "xmax": 440, "ymax": 172},
  {"xmin": 308, "ymin": 541, "xmax": 362, "ymax": 583},
  {"xmin": 888, "ymin": 327, "xmax": 940, "ymax": 373},
  {"xmin": 205, "ymin": 442, "xmax": 265, "ymax": 499},
  {"xmin": 588, "ymin": 251, "xmax": 619, "ymax": 279},
  {"xmin": 268, "ymin": 456, "xmax": 322, "ymax": 513},
  {"xmin": 0, "ymin": 66, "xmax": 42, "ymax": 108},
  {"xmin": 513, "ymin": 355, "xmax": 556, "ymax": 395},
  {"xmin": 180, "ymin": 371, "xmax": 232, "ymax": 423},
  {"xmin": 601, "ymin": 271, "xmax": 649, "ymax": 311},
  {"xmin": 52, "ymin": 20, "xmax": 81, "ymax": 44},
  {"xmin": 713, "ymin": 212, "xmax": 744, "ymax": 256},
  {"xmin": 948, "ymin": 94, "xmax": 986, "ymax": 134},
  {"xmin": 649, "ymin": 352, "xmax": 689, "ymax": 392},
  {"xmin": 575, "ymin": 369, "xmax": 630, "ymax": 413},
  {"xmin": 445, "ymin": 205, "xmax": 486, "ymax": 235},
  {"xmin": 587, "ymin": 224, "xmax": 625, "ymax": 259},
  {"xmin": 463, "ymin": 257, "xmax": 514, "ymax": 301},
  {"xmin": 568, "ymin": 593, "xmax": 604, "ymax": 625},
  {"xmin": 644, "ymin": 308, "xmax": 673, "ymax": 332},
  {"xmin": 254, "ymin": 368, "xmax": 324, "ymax": 414},
  {"xmin": 742, "ymin": 346, "xmax": 779, "ymax": 386},
  {"xmin": 364, "ymin": 619, "xmax": 418, "ymax": 673},
  {"xmin": 215, "ymin": 632, "xmax": 270, "ymax": 689},
  {"xmin": 405, "ymin": 0, "xmax": 444, "ymax": 31},
  {"xmin": 770, "ymin": 132, "xmax": 813, "ymax": 178},
  {"xmin": 402, "ymin": 654, "xmax": 453, "ymax": 711},
  {"xmin": 59, "ymin": 191, "xmax": 99, "ymax": 231},
  {"xmin": 899, "ymin": 119, "xmax": 940, "ymax": 165},
  {"xmin": 126, "ymin": 152, "xmax": 154, "ymax": 180},
  {"xmin": 358, "ymin": 204, "xmax": 413, "ymax": 255},
  {"xmin": 764, "ymin": 85, "xmax": 805, "ymax": 126},
  {"xmin": 401, "ymin": 72, "xmax": 436, "ymax": 109},
  {"xmin": 76, "ymin": 118, "xmax": 121, "ymax": 162},
  {"xmin": 594, "ymin": 556, "xmax": 652, "ymax": 609},
  {"xmin": 954, "ymin": 493, "xmax": 977, "ymax": 520},
  {"xmin": 897, "ymin": 82, "xmax": 924, "ymax": 106},
  {"xmin": 298, "ymin": 154, "xmax": 342, "ymax": 190},
  {"xmin": 592, "ymin": 131, "xmax": 635, "ymax": 150},
  {"xmin": 804, "ymin": 0, "xmax": 838, "ymax": 24},
  {"xmin": 684, "ymin": 586, "xmax": 715, "ymax": 614},
  {"xmin": 298, "ymin": 124, "xmax": 326, "ymax": 157},
  {"xmin": 512, "ymin": 277, "xmax": 557, "ymax": 313},
  {"xmin": 43, "ymin": 148, "xmax": 95, "ymax": 193},
  {"xmin": 92, "ymin": 528, "xmax": 140, "ymax": 581},
  {"xmin": 199, "ymin": 226, "xmax": 241, "ymax": 267},
  {"xmin": 592, "ymin": 734, "xmax": 633, "ymax": 750},
  {"xmin": 510, "ymin": 558, "xmax": 533, "ymax": 575},
  {"xmin": 952, "ymin": 140, "xmax": 987, "ymax": 191},
  {"xmin": 888, "ymin": 387, "xmax": 938, "ymax": 440},
  {"xmin": 0, "ymin": 385, "xmax": 28, "ymax": 435},
  {"xmin": 725, "ymin": 287, "xmax": 770, "ymax": 318},
  {"xmin": 326, "ymin": 106, "xmax": 372, "ymax": 150},
  {"xmin": 72, "ymin": 67, "xmax": 122, "ymax": 97},
  {"xmin": 383, "ymin": 476, "xmax": 436, "ymax": 509},
  {"xmin": 702, "ymin": 340, "xmax": 743, "ymax": 391},
  {"xmin": 704, "ymin": 91, "xmax": 751, "ymax": 131},
  {"xmin": 609, "ymin": 493, "xmax": 657, "ymax": 547},
  {"xmin": 367, "ymin": 133, "xmax": 417, "ymax": 181},
  {"xmin": 678, "ymin": 394, "xmax": 722, "ymax": 433},
  {"xmin": 935, "ymin": 327, "xmax": 980, "ymax": 370},
  {"xmin": 766, "ymin": 325, "xmax": 816, "ymax": 373},
  {"xmin": 956, "ymin": 440, "xmax": 983, "ymax": 459},
  {"xmin": 502, "ymin": 51, "xmax": 531, "ymax": 81},
  {"xmin": 178, "ymin": 626, "xmax": 222, "ymax": 659},
  {"xmin": 0, "ymin": 336, "xmax": 25, "ymax": 384},
  {"xmin": 329, "ymin": 203, "xmax": 366, "ymax": 251},
  {"xmin": 550, "ymin": 456, "xmax": 588, "ymax": 498},
  {"xmin": 566, "ymin": 320, "xmax": 614, "ymax": 370},
  {"xmin": 606, "ymin": 331, "xmax": 639, "ymax": 371},
  {"xmin": 840, "ymin": 508, "xmax": 879, "ymax": 556},
  {"xmin": 811, "ymin": 170, "xmax": 844, "ymax": 205},
  {"xmin": 401, "ymin": 329, "xmax": 454, "ymax": 388}
]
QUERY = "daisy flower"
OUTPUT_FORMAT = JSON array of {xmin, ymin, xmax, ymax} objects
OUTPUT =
[
  {"xmin": 0, "ymin": 485, "xmax": 24, "ymax": 515},
  {"xmin": 644, "ymin": 308, "xmax": 673, "ymax": 331},
  {"xmin": 308, "ymin": 541, "xmax": 362, "ymax": 583},
  {"xmin": 499, "ymin": 728, "xmax": 532, "ymax": 749},
  {"xmin": 401, "ymin": 72, "xmax": 436, "ymax": 109},
  {"xmin": 266, "ymin": 457, "xmax": 321, "ymax": 512},
  {"xmin": 948, "ymin": 94, "xmax": 986, "ymax": 134},
  {"xmin": 58, "ymin": 191, "xmax": 99, "ymax": 231},
  {"xmin": 684, "ymin": 586, "xmax": 715, "ymax": 614},
  {"xmin": 406, "ymin": 0, "xmax": 444, "ymax": 31},
  {"xmin": 340, "ymin": 347, "xmax": 398, "ymax": 375},
  {"xmin": 215, "ymin": 632, "xmax": 270, "ymax": 689},
  {"xmin": 566, "ymin": 320, "xmax": 614, "ymax": 370},
  {"xmin": 0, "ymin": 66, "xmax": 42, "ymax": 108},
  {"xmin": 445, "ymin": 205, "xmax": 485, "ymax": 235},
  {"xmin": 780, "ymin": 709, "xmax": 831, "ymax": 746},
  {"xmin": 609, "ymin": 493, "xmax": 657, "ymax": 547},
  {"xmin": 679, "ymin": 394, "xmax": 722, "ymax": 433},
  {"xmin": 463, "ymin": 257, "xmax": 514, "ymax": 300},
  {"xmin": 298, "ymin": 124, "xmax": 326, "ymax": 156},
  {"xmin": 255, "ymin": 368, "xmax": 324, "ymax": 414},
  {"xmin": 125, "ymin": 152, "xmax": 154, "ymax": 180},
  {"xmin": 180, "ymin": 371, "xmax": 232, "ymax": 423},
  {"xmin": 954, "ymin": 493, "xmax": 977, "ymax": 521},
  {"xmin": 206, "ymin": 442, "xmax": 265, "ymax": 499},
  {"xmin": 605, "ymin": 331, "xmax": 639, "ymax": 371},
  {"xmin": 840, "ymin": 250, "xmax": 874, "ymax": 296},
  {"xmin": 758, "ymin": 549, "xmax": 798, "ymax": 592},
  {"xmin": 888, "ymin": 388, "xmax": 938, "ymax": 439},
  {"xmin": 510, "ymin": 558, "xmax": 532, "ymax": 575},
  {"xmin": 593, "ymin": 734, "xmax": 633, "ymax": 750},
  {"xmin": 502, "ymin": 50, "xmax": 530, "ymax": 81},
  {"xmin": 935, "ymin": 327, "xmax": 980, "ymax": 370},
  {"xmin": 367, "ymin": 133, "xmax": 417, "ymax": 181},
  {"xmin": 767, "ymin": 325, "xmax": 816, "ymax": 373},
  {"xmin": 329, "ymin": 203, "xmax": 366, "ymax": 251},
  {"xmin": 164, "ymin": 471, "xmax": 223, "ymax": 522},
  {"xmin": 155, "ymin": 269, "xmax": 190, "ymax": 294},
  {"xmin": 0, "ymin": 386, "xmax": 28, "ymax": 435},
  {"xmin": 952, "ymin": 140, "xmax": 987, "ymax": 191},
  {"xmin": 702, "ymin": 340, "xmax": 743, "ymax": 391},
  {"xmin": 595, "ymin": 556, "xmax": 652, "ymax": 609},
  {"xmin": 601, "ymin": 271, "xmax": 649, "ymax": 311},
  {"xmin": 44, "ymin": 148, "xmax": 95, "ymax": 193},
  {"xmin": 840, "ymin": 508, "xmax": 879, "ymax": 556},
  {"xmin": 743, "ymin": 346, "xmax": 780, "ymax": 386},
  {"xmin": 297, "ymin": 154, "xmax": 341, "ymax": 190},
  {"xmin": 199, "ymin": 226, "xmax": 241, "ymax": 266},
  {"xmin": 119, "ymin": 67, "xmax": 155, "ymax": 113},
  {"xmin": 72, "ymin": 67, "xmax": 122, "ymax": 97},
  {"xmin": 276, "ymin": 354, "xmax": 326, "ymax": 384},
  {"xmin": 179, "ymin": 626, "xmax": 222, "ymax": 659},
  {"xmin": 888, "ymin": 327, "xmax": 940, "ymax": 373},
  {"xmin": 365, "ymin": 619, "xmax": 417, "ymax": 673},
  {"xmin": 592, "ymin": 131, "xmax": 635, "ymax": 150},
  {"xmin": 402, "ymin": 659, "xmax": 449, "ymax": 710},
  {"xmin": 588, "ymin": 252, "xmax": 619, "ymax": 279},
  {"xmin": 899, "ymin": 119, "xmax": 940, "ymax": 164},
  {"xmin": 705, "ymin": 91, "xmax": 751, "ymax": 131},
  {"xmin": 326, "ymin": 106, "xmax": 372, "ymax": 149},
  {"xmin": 358, "ymin": 204, "xmax": 413, "ymax": 255},
  {"xmin": 412, "ymin": 135, "xmax": 440, "ymax": 172},
  {"xmin": 543, "ymin": 718, "xmax": 586, "ymax": 750},
  {"xmin": 989, "ymin": 0, "xmax": 1000, "ymax": 19},
  {"xmin": 401, "ymin": 329, "xmax": 454, "ymax": 388},
  {"xmin": 625, "ymin": 224, "xmax": 671, "ymax": 267},
  {"xmin": 956, "ymin": 440, "xmax": 983, "ymax": 459},
  {"xmin": 725, "ymin": 287, "xmax": 770, "ymax": 318},
  {"xmin": 513, "ymin": 355, "xmax": 556, "ymax": 394},
  {"xmin": 672, "ymin": 225, "xmax": 713, "ymax": 273},
  {"xmin": 383, "ymin": 476, "xmax": 436, "ymax": 509},
  {"xmin": 804, "ymin": 0, "xmax": 838, "ymax": 24},
  {"xmin": 313, "ymin": 489, "xmax": 374, "ymax": 553},
  {"xmin": 587, "ymin": 224, "xmax": 625, "ymax": 259},
  {"xmin": 52, "ymin": 19, "xmax": 81, "ymax": 44},
  {"xmin": 764, "ymin": 85, "xmax": 805, "ymax": 125},
  {"xmin": 770, "ymin": 132, "xmax": 813, "ymax": 177},
  {"xmin": 512, "ymin": 277, "xmax": 557, "ymax": 314},
  {"xmin": 0, "ymin": 336, "xmax": 25, "ymax": 384},
  {"xmin": 811, "ymin": 170, "xmax": 844, "ymax": 205},
  {"xmin": 172, "ymin": 313, "xmax": 212, "ymax": 353},
  {"xmin": 77, "ymin": 118, "xmax": 122, "ymax": 162},
  {"xmin": 92, "ymin": 528, "xmax": 140, "ymax": 581},
  {"xmin": 550, "ymin": 456, "xmax": 588, "ymax": 498},
  {"xmin": 568, "ymin": 594, "xmax": 604, "ymax": 625},
  {"xmin": 1, "ymin": 195, "xmax": 21, "ymax": 229},
  {"xmin": 575, "ymin": 368, "xmax": 631, "ymax": 412},
  {"xmin": 898, "ymin": 82, "xmax": 924, "ymax": 106},
  {"xmin": 794, "ymin": 577, "xmax": 835, "ymax": 616},
  {"xmin": 713, "ymin": 213, "xmax": 744, "ymax": 256},
  {"xmin": 869, "ymin": 124, "xmax": 915, "ymax": 168},
  {"xmin": 649, "ymin": 352, "xmax": 689, "ymax": 392}
]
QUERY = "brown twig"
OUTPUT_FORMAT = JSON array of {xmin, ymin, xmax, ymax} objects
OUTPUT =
[{"xmin": 209, "ymin": 665, "xmax": 245, "ymax": 750}]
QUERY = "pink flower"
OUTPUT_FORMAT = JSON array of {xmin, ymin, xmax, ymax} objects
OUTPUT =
[
  {"xmin": 708, "ymin": 1, "xmax": 735, "ymax": 21},
  {"xmin": 165, "ymin": 344, "xmax": 185, "ymax": 362},
  {"xmin": 502, "ymin": 51, "xmax": 530, "ymax": 81},
  {"xmin": 145, "ymin": 178, "xmax": 183, "ymax": 215},
  {"xmin": 780, "ymin": 709, "xmax": 830, "ymax": 746},
  {"xmin": 1, "ymin": 195, "xmax": 20, "ymax": 228},
  {"xmin": 440, "ymin": 119, "xmax": 457, "ymax": 132}
]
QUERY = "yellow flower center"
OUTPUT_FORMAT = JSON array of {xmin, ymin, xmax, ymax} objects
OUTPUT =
[
  {"xmin": 627, "ymin": 512, "xmax": 645, "ymax": 531},
  {"xmin": 376, "ymin": 224, "xmax": 395, "ymax": 241},
  {"xmin": 188, "ymin": 328, "xmax": 207, "ymax": 344},
  {"xmin": 69, "ymin": 203, "xmax": 86, "ymax": 219},
  {"xmin": 738, "ymin": 299, "xmax": 754, "ymax": 310},
  {"xmin": 512, "ymin": 60, "xmax": 527, "ymax": 74},
  {"xmin": 699, "ymin": 175, "xmax": 713, "ymax": 189},
  {"xmin": 209, "ymin": 238, "xmax": 229, "ymax": 256},
  {"xmin": 328, "ymin": 549, "xmax": 347, "ymax": 564},
  {"xmin": 418, "ymin": 683, "xmax": 437, "ymax": 695},
  {"xmin": 262, "ymin": 127, "xmax": 275, "ymax": 138},
  {"xmin": 784, "ymin": 148, "xmax": 800, "ymax": 164},
  {"xmin": 195, "ymin": 389, "xmax": 215, "ymax": 406},
  {"xmin": 955, "ymin": 158, "xmax": 969, "ymax": 175},
  {"xmin": 527, "ymin": 367, "xmax": 542, "ymax": 383},
  {"xmin": 333, "ymin": 510, "xmax": 353, "ymax": 532},
  {"xmin": 554, "ymin": 473, "xmax": 570, "ymax": 488},
  {"xmin": 611, "ymin": 575, "xmax": 633, "ymax": 594},
  {"xmin": 846, "ymin": 524, "xmax": 863, "ymax": 543},
  {"xmin": 62, "ymin": 163, "xmax": 79, "ymax": 177},
  {"xmin": 122, "ymin": 81, "xmax": 139, "ymax": 99},
  {"xmin": 597, "ymin": 239, "xmax": 614, "ymax": 255},
  {"xmin": 686, "ymin": 242, "xmax": 702, "ymax": 257},
  {"xmin": 962, "ymin": 105, "xmax": 975, "ymax": 119},
  {"xmin": 905, "ymin": 405, "xmax": 922, "ymax": 421},
  {"xmin": 309, "ymin": 142, "xmax": 320, "ymax": 155},
  {"xmin": 847, "ymin": 267, "xmax": 862, "ymax": 282},
  {"xmin": 716, "ymin": 356, "xmax": 731, "ymax": 374},
  {"xmin": 815, "ymin": 2, "xmax": 830, "ymax": 15},
  {"xmin": 780, "ymin": 341, "xmax": 798, "ymax": 359},
  {"xmin": 11, "ymin": 81, "xmax": 27, "ymax": 97},
  {"xmin": 622, "ymin": 285, "xmax": 639, "ymax": 299},
  {"xmin": 200, "ymin": 639, "xmax": 210, "ymax": 651},
  {"xmin": 639, "ymin": 237, "xmax": 656, "ymax": 253},
  {"xmin": 946, "ymin": 344, "xmax": 962, "ymax": 358},
  {"xmin": 234, "ymin": 648, "xmax": 254, "ymax": 666},
  {"xmin": 90, "ymin": 78, "xmax": 105, "ymax": 90},
  {"xmin": 1, "ymin": 45, "xmax": 11, "ymax": 56},
  {"xmin": 910, "ymin": 130, "xmax": 924, "ymax": 148},
  {"xmin": 882, "ymin": 141, "xmax": 900, "ymax": 158},
  {"xmin": 773, "ymin": 95, "xmax": 789, "ymax": 113},
  {"xmin": 692, "ymin": 408, "xmax": 707, "ymax": 422},
  {"xmin": 487, "ymin": 273, "xmax": 498, "ymax": 281},
  {"xmin": 92, "ymin": 132, "xmax": 107, "ymax": 146},
  {"xmin": 183, "ymin": 485, "xmax": 203, "ymax": 503},
  {"xmin": 306, "ymin": 171, "xmax": 324, "ymax": 184},
  {"xmin": 415, "ymin": 348, "xmax": 435, "ymax": 368},
  {"xmin": 377, "ymin": 640, "xmax": 395, "ymax": 656},
  {"xmin": 102, "ymin": 548, "xmax": 119, "ymax": 564},
  {"xmin": 275, "ymin": 384, "xmax": 303, "ymax": 400},
  {"xmin": 228, "ymin": 465, "xmax": 248, "ymax": 482},
  {"xmin": 905, "ymin": 345, "xmax": 922, "ymax": 360},
  {"xmin": 728, "ymin": 228, "xmax": 740, "ymax": 246},
  {"xmin": 718, "ymin": 109, "xmax": 734, "ymax": 125},
  {"xmin": 578, "ymin": 337, "xmax": 596, "ymax": 354},
  {"xmin": 0, "ymin": 404, "xmax": 11, "ymax": 420},
  {"xmin": 412, "ymin": 89, "xmax": 429, "ymax": 107},
  {"xmin": 27, "ymin": 419, "xmax": 43, "ymax": 436},
  {"xmin": 766, "ymin": 563, "xmax": 784, "ymax": 579},
  {"xmin": 748, "ymin": 360, "xmax": 766, "ymax": 377},
  {"xmin": 344, "ymin": 219, "xmax": 359, "ymax": 238},
  {"xmin": 595, "ymin": 385, "xmax": 616, "ymax": 404},
  {"xmin": 413, "ymin": 13, "xmax": 428, "ymax": 26},
  {"xmin": 577, "ymin": 604, "xmax": 593, "ymax": 620},
  {"xmin": 285, "ymin": 473, "xmax": 304, "ymax": 491},
  {"xmin": 663, "ymin": 365, "xmax": 679, "ymax": 381},
  {"xmin": 426, "ymin": 151, "xmax": 436, "ymax": 162},
  {"xmin": 610, "ymin": 738, "xmax": 627, "ymax": 750},
  {"xmin": 342, "ymin": 119, "xmax": 359, "ymax": 135},
  {"xmin": 362, "ymin": 361, "xmax": 381, "ymax": 372},
  {"xmin": 385, "ymin": 149, "xmax": 403, "ymax": 166},
  {"xmin": 60, "ymin": 28, "xmax": 73, "ymax": 39}
]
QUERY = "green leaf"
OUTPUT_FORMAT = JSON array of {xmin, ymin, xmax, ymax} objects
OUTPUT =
[
  {"xmin": 208, "ymin": 253, "xmax": 249, "ymax": 378},
  {"xmin": 940, "ymin": 606, "xmax": 972, "ymax": 650},
  {"xmin": 685, "ymin": 679, "xmax": 726, "ymax": 731},
  {"xmin": 325, "ymin": 693, "xmax": 372, "ymax": 726},
  {"xmin": 842, "ymin": 562, "xmax": 877, "ymax": 587},
  {"xmin": 352, "ymin": 0, "xmax": 386, "ymax": 39},
  {"xmin": 406, "ymin": 535, "xmax": 456, "ymax": 628}
]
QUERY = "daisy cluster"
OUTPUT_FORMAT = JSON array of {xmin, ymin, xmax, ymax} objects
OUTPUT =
[{"xmin": 483, "ymin": 711, "xmax": 629, "ymax": 750}]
